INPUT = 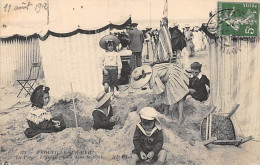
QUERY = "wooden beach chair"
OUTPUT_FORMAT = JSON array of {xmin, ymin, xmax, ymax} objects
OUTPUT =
[{"xmin": 17, "ymin": 62, "xmax": 41, "ymax": 97}]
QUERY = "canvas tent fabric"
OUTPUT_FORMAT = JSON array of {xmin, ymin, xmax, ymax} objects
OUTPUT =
[
  {"xmin": 40, "ymin": 30, "xmax": 109, "ymax": 98},
  {"xmin": 1, "ymin": 0, "xmax": 131, "ymax": 98},
  {"xmin": 207, "ymin": 37, "xmax": 260, "ymax": 141},
  {"xmin": 0, "ymin": 0, "xmax": 132, "ymax": 39},
  {"xmin": 38, "ymin": 0, "xmax": 131, "ymax": 98}
]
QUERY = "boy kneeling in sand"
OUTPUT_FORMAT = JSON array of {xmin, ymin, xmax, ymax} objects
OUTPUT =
[
  {"xmin": 92, "ymin": 91, "xmax": 120, "ymax": 130},
  {"xmin": 130, "ymin": 107, "xmax": 167, "ymax": 165}
]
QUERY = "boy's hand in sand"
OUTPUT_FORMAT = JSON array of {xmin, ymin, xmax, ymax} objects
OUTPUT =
[
  {"xmin": 109, "ymin": 116, "xmax": 119, "ymax": 122},
  {"xmin": 113, "ymin": 125, "xmax": 121, "ymax": 130},
  {"xmin": 52, "ymin": 120, "xmax": 61, "ymax": 128},
  {"xmin": 140, "ymin": 151, "xmax": 147, "ymax": 160},
  {"xmin": 147, "ymin": 151, "xmax": 154, "ymax": 159},
  {"xmin": 115, "ymin": 115, "xmax": 120, "ymax": 121}
]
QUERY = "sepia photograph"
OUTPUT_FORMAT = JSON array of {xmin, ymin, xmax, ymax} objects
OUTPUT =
[{"xmin": 0, "ymin": 0, "xmax": 259, "ymax": 165}]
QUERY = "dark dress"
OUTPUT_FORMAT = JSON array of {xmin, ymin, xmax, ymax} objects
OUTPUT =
[
  {"xmin": 132, "ymin": 123, "xmax": 163, "ymax": 161},
  {"xmin": 92, "ymin": 105, "xmax": 115, "ymax": 130},
  {"xmin": 24, "ymin": 108, "xmax": 66, "ymax": 138},
  {"xmin": 189, "ymin": 74, "xmax": 210, "ymax": 102},
  {"xmin": 169, "ymin": 27, "xmax": 187, "ymax": 52}
]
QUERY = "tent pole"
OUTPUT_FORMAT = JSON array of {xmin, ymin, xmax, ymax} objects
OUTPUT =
[
  {"xmin": 150, "ymin": 0, "xmax": 152, "ymax": 27},
  {"xmin": 47, "ymin": 0, "xmax": 49, "ymax": 24},
  {"xmin": 71, "ymin": 83, "xmax": 78, "ymax": 128}
]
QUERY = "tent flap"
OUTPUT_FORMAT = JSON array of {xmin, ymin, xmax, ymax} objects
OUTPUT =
[{"xmin": 1, "ymin": 0, "xmax": 131, "ymax": 39}]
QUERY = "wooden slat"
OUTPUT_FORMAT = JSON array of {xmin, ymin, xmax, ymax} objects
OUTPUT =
[
  {"xmin": 208, "ymin": 37, "xmax": 260, "ymax": 141},
  {"xmin": 203, "ymin": 137, "xmax": 217, "ymax": 146},
  {"xmin": 0, "ymin": 38, "xmax": 41, "ymax": 87}
]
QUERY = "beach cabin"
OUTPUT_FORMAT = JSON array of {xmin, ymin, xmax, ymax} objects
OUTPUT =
[{"xmin": 1, "ymin": 0, "xmax": 131, "ymax": 97}]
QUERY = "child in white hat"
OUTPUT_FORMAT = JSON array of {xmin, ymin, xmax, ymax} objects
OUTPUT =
[{"xmin": 130, "ymin": 107, "xmax": 167, "ymax": 165}]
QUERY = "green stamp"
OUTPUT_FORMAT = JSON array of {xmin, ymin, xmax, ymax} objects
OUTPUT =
[{"xmin": 217, "ymin": 2, "xmax": 259, "ymax": 37}]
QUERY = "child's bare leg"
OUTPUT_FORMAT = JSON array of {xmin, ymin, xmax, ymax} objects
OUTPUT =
[
  {"xmin": 177, "ymin": 99, "xmax": 184, "ymax": 125},
  {"xmin": 110, "ymin": 86, "xmax": 114, "ymax": 93},
  {"xmin": 130, "ymin": 153, "xmax": 139, "ymax": 165},
  {"xmin": 104, "ymin": 83, "xmax": 109, "ymax": 93},
  {"xmin": 156, "ymin": 149, "xmax": 167, "ymax": 165}
]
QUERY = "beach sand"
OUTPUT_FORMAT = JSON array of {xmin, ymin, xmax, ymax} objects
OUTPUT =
[{"xmin": 0, "ymin": 50, "xmax": 259, "ymax": 165}]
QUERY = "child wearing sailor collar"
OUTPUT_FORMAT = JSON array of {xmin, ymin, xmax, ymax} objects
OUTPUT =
[
  {"xmin": 92, "ymin": 91, "xmax": 120, "ymax": 130},
  {"xmin": 188, "ymin": 62, "xmax": 210, "ymax": 102},
  {"xmin": 130, "ymin": 107, "xmax": 167, "ymax": 165}
]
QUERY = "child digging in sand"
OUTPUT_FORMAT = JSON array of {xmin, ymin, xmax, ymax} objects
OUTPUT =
[
  {"xmin": 92, "ymin": 91, "xmax": 120, "ymax": 130},
  {"xmin": 24, "ymin": 85, "xmax": 66, "ymax": 138},
  {"xmin": 130, "ymin": 107, "xmax": 167, "ymax": 165}
]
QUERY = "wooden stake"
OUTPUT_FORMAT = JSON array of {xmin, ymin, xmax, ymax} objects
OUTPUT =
[
  {"xmin": 71, "ymin": 83, "xmax": 78, "ymax": 128},
  {"xmin": 203, "ymin": 137, "xmax": 217, "ymax": 146},
  {"xmin": 204, "ymin": 106, "xmax": 216, "ymax": 141},
  {"xmin": 237, "ymin": 136, "xmax": 253, "ymax": 146},
  {"xmin": 209, "ymin": 113, "xmax": 212, "ymax": 139},
  {"xmin": 206, "ymin": 116, "xmax": 209, "ymax": 140}
]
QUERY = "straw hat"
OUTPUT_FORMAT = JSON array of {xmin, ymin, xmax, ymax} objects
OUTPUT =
[
  {"xmin": 185, "ymin": 24, "xmax": 190, "ymax": 28},
  {"xmin": 172, "ymin": 22, "xmax": 179, "ymax": 27},
  {"xmin": 130, "ymin": 65, "xmax": 152, "ymax": 89},
  {"xmin": 95, "ymin": 91, "xmax": 113, "ymax": 108},
  {"xmin": 145, "ymin": 26, "xmax": 152, "ymax": 31},
  {"xmin": 132, "ymin": 23, "xmax": 138, "ymax": 27},
  {"xmin": 99, "ymin": 35, "xmax": 120, "ymax": 50}
]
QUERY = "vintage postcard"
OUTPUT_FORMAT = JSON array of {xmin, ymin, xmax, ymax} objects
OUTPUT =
[{"xmin": 0, "ymin": 0, "xmax": 259, "ymax": 165}]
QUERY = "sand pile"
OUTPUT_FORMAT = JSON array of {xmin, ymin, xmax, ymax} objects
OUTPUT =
[
  {"xmin": 1, "ymin": 89, "xmax": 213, "ymax": 165},
  {"xmin": 1, "ymin": 50, "xmax": 259, "ymax": 165}
]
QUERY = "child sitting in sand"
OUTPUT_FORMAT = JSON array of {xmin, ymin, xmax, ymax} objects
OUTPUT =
[
  {"xmin": 99, "ymin": 35, "xmax": 122, "ymax": 93},
  {"xmin": 92, "ymin": 91, "xmax": 120, "ymax": 130},
  {"xmin": 24, "ymin": 85, "xmax": 66, "ymax": 138},
  {"xmin": 188, "ymin": 62, "xmax": 210, "ymax": 102},
  {"xmin": 130, "ymin": 107, "xmax": 167, "ymax": 165}
]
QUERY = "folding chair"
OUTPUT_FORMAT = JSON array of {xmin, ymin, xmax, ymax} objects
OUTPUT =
[{"xmin": 17, "ymin": 62, "xmax": 41, "ymax": 97}]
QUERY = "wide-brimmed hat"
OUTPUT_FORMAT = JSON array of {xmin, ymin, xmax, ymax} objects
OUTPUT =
[
  {"xmin": 95, "ymin": 91, "xmax": 113, "ymax": 108},
  {"xmin": 145, "ymin": 26, "xmax": 152, "ymax": 30},
  {"xmin": 172, "ymin": 22, "xmax": 179, "ymax": 27},
  {"xmin": 185, "ymin": 24, "xmax": 190, "ymax": 28},
  {"xmin": 130, "ymin": 65, "xmax": 152, "ymax": 89},
  {"xmin": 99, "ymin": 35, "xmax": 120, "ymax": 50},
  {"xmin": 132, "ymin": 23, "xmax": 138, "ymax": 27}
]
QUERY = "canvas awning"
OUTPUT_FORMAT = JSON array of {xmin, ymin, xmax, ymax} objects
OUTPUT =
[{"xmin": 0, "ymin": 0, "xmax": 132, "ymax": 39}]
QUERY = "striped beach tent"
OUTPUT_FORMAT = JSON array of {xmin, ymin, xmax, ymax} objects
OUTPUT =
[{"xmin": 154, "ymin": 19, "xmax": 173, "ymax": 63}]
